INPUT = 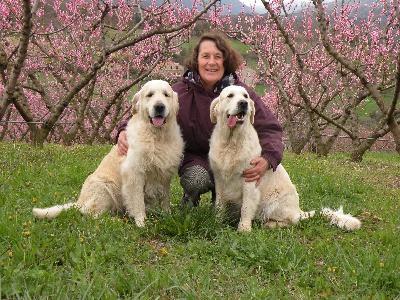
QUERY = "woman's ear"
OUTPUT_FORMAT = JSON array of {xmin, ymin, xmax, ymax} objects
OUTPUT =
[{"xmin": 210, "ymin": 97, "xmax": 220, "ymax": 124}]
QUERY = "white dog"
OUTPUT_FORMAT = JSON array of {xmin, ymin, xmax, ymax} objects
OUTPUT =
[
  {"xmin": 209, "ymin": 85, "xmax": 361, "ymax": 232},
  {"xmin": 33, "ymin": 80, "xmax": 184, "ymax": 227}
]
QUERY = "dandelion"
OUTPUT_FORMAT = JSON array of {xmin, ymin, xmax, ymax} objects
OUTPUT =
[
  {"xmin": 23, "ymin": 231, "xmax": 31, "ymax": 237},
  {"xmin": 8, "ymin": 251, "xmax": 13, "ymax": 258},
  {"xmin": 79, "ymin": 237, "xmax": 84, "ymax": 243},
  {"xmin": 50, "ymin": 234, "xmax": 55, "ymax": 237},
  {"xmin": 32, "ymin": 197, "xmax": 37, "ymax": 203},
  {"xmin": 160, "ymin": 248, "xmax": 168, "ymax": 256},
  {"xmin": 54, "ymin": 191, "xmax": 58, "ymax": 196},
  {"xmin": 23, "ymin": 221, "xmax": 32, "ymax": 227},
  {"xmin": 379, "ymin": 262, "xmax": 384, "ymax": 268}
]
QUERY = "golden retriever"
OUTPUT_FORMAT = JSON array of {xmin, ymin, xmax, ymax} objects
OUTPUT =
[
  {"xmin": 209, "ymin": 85, "xmax": 361, "ymax": 232},
  {"xmin": 32, "ymin": 80, "xmax": 184, "ymax": 227}
]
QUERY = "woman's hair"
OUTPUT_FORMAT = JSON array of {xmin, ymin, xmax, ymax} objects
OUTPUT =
[{"xmin": 184, "ymin": 30, "xmax": 243, "ymax": 74}]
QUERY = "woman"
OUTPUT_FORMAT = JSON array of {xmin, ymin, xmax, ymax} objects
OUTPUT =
[{"xmin": 117, "ymin": 30, "xmax": 284, "ymax": 207}]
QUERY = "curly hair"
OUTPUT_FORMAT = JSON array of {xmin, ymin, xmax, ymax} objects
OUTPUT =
[{"xmin": 184, "ymin": 31, "xmax": 243, "ymax": 74}]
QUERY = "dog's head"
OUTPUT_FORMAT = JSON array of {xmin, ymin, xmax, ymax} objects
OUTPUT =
[
  {"xmin": 131, "ymin": 80, "xmax": 178, "ymax": 127},
  {"xmin": 210, "ymin": 85, "xmax": 255, "ymax": 128}
]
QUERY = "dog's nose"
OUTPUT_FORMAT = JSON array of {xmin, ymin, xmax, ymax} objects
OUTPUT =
[
  {"xmin": 238, "ymin": 100, "xmax": 248, "ymax": 110},
  {"xmin": 154, "ymin": 103, "xmax": 165, "ymax": 115}
]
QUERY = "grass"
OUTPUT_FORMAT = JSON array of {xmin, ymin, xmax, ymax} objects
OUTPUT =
[{"xmin": 0, "ymin": 142, "xmax": 399, "ymax": 299}]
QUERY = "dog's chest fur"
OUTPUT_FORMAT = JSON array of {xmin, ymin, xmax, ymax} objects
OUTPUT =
[
  {"xmin": 209, "ymin": 123, "xmax": 261, "ymax": 181},
  {"xmin": 125, "ymin": 118, "xmax": 183, "ymax": 183}
]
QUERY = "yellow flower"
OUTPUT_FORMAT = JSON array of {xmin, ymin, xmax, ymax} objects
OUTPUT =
[
  {"xmin": 50, "ymin": 234, "xmax": 55, "ymax": 237},
  {"xmin": 23, "ymin": 231, "xmax": 31, "ymax": 237},
  {"xmin": 8, "ymin": 251, "xmax": 13, "ymax": 258},
  {"xmin": 23, "ymin": 221, "xmax": 32, "ymax": 227},
  {"xmin": 79, "ymin": 237, "xmax": 84, "ymax": 243},
  {"xmin": 160, "ymin": 248, "xmax": 168, "ymax": 256},
  {"xmin": 32, "ymin": 197, "xmax": 37, "ymax": 203},
  {"xmin": 54, "ymin": 191, "xmax": 58, "ymax": 196},
  {"xmin": 379, "ymin": 262, "xmax": 384, "ymax": 268}
]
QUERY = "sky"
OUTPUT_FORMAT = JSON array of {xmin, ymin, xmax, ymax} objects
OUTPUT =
[
  {"xmin": 240, "ymin": 0, "xmax": 324, "ymax": 9},
  {"xmin": 240, "ymin": 0, "xmax": 264, "ymax": 9}
]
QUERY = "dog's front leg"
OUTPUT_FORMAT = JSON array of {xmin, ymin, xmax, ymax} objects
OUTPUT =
[
  {"xmin": 122, "ymin": 170, "xmax": 146, "ymax": 227},
  {"xmin": 161, "ymin": 180, "xmax": 171, "ymax": 213},
  {"xmin": 212, "ymin": 173, "xmax": 223, "ymax": 209},
  {"xmin": 237, "ymin": 183, "xmax": 260, "ymax": 233}
]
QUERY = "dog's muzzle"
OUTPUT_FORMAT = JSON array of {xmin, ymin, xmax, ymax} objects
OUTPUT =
[
  {"xmin": 227, "ymin": 100, "xmax": 248, "ymax": 128},
  {"xmin": 150, "ymin": 103, "xmax": 167, "ymax": 127}
]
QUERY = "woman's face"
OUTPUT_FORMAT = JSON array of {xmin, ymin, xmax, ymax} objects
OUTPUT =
[{"xmin": 197, "ymin": 40, "xmax": 225, "ymax": 91}]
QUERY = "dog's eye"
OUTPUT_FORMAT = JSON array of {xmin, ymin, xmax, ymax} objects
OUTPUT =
[
  {"xmin": 227, "ymin": 93, "xmax": 234, "ymax": 98},
  {"xmin": 147, "ymin": 92, "xmax": 154, "ymax": 98},
  {"xmin": 164, "ymin": 92, "xmax": 170, "ymax": 97},
  {"xmin": 243, "ymin": 93, "xmax": 249, "ymax": 98}
]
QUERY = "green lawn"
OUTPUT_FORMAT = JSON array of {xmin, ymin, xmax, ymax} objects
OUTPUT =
[{"xmin": 0, "ymin": 142, "xmax": 399, "ymax": 299}]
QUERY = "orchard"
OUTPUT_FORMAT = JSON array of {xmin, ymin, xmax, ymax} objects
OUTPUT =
[{"xmin": 1, "ymin": 0, "xmax": 399, "ymax": 162}]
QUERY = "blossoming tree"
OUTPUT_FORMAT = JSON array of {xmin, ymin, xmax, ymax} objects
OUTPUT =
[
  {"xmin": 219, "ymin": 0, "xmax": 399, "ymax": 161},
  {"xmin": 0, "ymin": 0, "xmax": 219, "ymax": 146}
]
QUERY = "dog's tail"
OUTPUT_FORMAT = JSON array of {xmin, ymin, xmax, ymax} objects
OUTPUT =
[
  {"xmin": 300, "ymin": 210, "xmax": 316, "ymax": 220},
  {"xmin": 32, "ymin": 203, "xmax": 79, "ymax": 220},
  {"xmin": 321, "ymin": 206, "xmax": 361, "ymax": 231}
]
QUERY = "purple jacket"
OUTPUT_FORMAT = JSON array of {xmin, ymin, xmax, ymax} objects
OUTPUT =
[{"xmin": 117, "ymin": 71, "xmax": 284, "ymax": 177}]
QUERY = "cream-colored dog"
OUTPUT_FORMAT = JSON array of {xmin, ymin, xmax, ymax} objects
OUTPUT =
[
  {"xmin": 209, "ymin": 85, "xmax": 361, "ymax": 232},
  {"xmin": 32, "ymin": 80, "xmax": 184, "ymax": 227}
]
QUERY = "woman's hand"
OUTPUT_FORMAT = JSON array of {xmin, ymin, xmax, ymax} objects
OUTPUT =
[
  {"xmin": 242, "ymin": 157, "xmax": 270, "ymax": 187},
  {"xmin": 117, "ymin": 131, "xmax": 129, "ymax": 156}
]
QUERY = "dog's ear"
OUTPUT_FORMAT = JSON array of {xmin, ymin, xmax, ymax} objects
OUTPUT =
[
  {"xmin": 130, "ymin": 91, "xmax": 140, "ymax": 114},
  {"xmin": 250, "ymin": 99, "xmax": 256, "ymax": 124},
  {"xmin": 173, "ymin": 91, "xmax": 179, "ymax": 115},
  {"xmin": 210, "ymin": 97, "xmax": 220, "ymax": 124}
]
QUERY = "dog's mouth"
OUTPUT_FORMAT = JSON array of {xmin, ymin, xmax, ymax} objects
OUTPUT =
[
  {"xmin": 150, "ymin": 116, "xmax": 166, "ymax": 127},
  {"xmin": 226, "ymin": 112, "xmax": 245, "ymax": 128},
  {"xmin": 149, "ymin": 103, "xmax": 168, "ymax": 127}
]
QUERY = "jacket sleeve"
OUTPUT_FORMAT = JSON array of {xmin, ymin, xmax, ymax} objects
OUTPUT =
[
  {"xmin": 115, "ymin": 117, "xmax": 131, "ymax": 144},
  {"xmin": 249, "ymin": 90, "xmax": 284, "ymax": 171}
]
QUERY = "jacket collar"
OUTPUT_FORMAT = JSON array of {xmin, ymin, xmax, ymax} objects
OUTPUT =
[{"xmin": 183, "ymin": 70, "xmax": 238, "ymax": 94}]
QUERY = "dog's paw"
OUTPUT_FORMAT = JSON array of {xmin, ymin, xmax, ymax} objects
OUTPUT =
[
  {"xmin": 134, "ymin": 217, "xmax": 146, "ymax": 228},
  {"xmin": 237, "ymin": 223, "xmax": 252, "ymax": 233}
]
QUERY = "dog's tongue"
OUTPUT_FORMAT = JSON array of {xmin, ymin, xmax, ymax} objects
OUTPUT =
[
  {"xmin": 227, "ymin": 115, "xmax": 237, "ymax": 128},
  {"xmin": 152, "ymin": 117, "xmax": 165, "ymax": 127}
]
